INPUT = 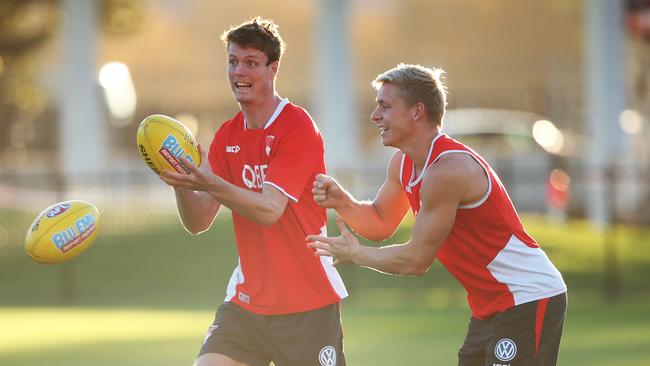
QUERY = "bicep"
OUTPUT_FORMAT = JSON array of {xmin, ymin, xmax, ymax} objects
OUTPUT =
[
  {"xmin": 408, "ymin": 164, "xmax": 465, "ymax": 265},
  {"xmin": 373, "ymin": 178, "xmax": 411, "ymax": 229},
  {"xmin": 372, "ymin": 152, "xmax": 411, "ymax": 230},
  {"xmin": 409, "ymin": 192, "xmax": 457, "ymax": 262}
]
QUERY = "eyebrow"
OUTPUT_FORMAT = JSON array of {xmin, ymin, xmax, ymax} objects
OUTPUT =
[{"xmin": 228, "ymin": 54, "xmax": 261, "ymax": 60}]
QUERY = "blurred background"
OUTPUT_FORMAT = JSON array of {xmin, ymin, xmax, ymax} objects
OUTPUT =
[{"xmin": 0, "ymin": 0, "xmax": 649, "ymax": 365}]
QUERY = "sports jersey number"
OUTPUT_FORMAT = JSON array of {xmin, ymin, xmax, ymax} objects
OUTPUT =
[{"xmin": 242, "ymin": 164, "xmax": 268, "ymax": 189}]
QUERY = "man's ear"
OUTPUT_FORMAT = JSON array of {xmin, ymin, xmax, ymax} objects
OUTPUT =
[
  {"xmin": 270, "ymin": 60, "xmax": 279, "ymax": 76},
  {"xmin": 412, "ymin": 102, "xmax": 426, "ymax": 121}
]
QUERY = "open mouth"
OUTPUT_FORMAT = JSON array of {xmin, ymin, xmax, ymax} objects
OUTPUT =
[
  {"xmin": 378, "ymin": 126, "xmax": 389, "ymax": 136},
  {"xmin": 235, "ymin": 82, "xmax": 252, "ymax": 90}
]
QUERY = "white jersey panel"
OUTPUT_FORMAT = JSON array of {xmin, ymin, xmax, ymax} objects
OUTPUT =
[
  {"xmin": 317, "ymin": 225, "xmax": 348, "ymax": 299},
  {"xmin": 224, "ymin": 258, "xmax": 245, "ymax": 302},
  {"xmin": 487, "ymin": 235, "xmax": 567, "ymax": 305}
]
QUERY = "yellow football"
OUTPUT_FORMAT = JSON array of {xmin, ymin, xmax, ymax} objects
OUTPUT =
[
  {"xmin": 25, "ymin": 200, "xmax": 100, "ymax": 264},
  {"xmin": 136, "ymin": 114, "xmax": 201, "ymax": 175}
]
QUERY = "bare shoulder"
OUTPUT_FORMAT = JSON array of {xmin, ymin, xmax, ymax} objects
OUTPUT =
[
  {"xmin": 423, "ymin": 153, "xmax": 481, "ymax": 190},
  {"xmin": 422, "ymin": 153, "xmax": 487, "ymax": 204},
  {"xmin": 386, "ymin": 149, "xmax": 405, "ymax": 179},
  {"xmin": 429, "ymin": 152, "xmax": 479, "ymax": 178}
]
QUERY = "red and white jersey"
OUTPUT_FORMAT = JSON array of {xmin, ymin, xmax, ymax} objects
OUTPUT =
[
  {"xmin": 208, "ymin": 99, "xmax": 347, "ymax": 315},
  {"xmin": 401, "ymin": 133, "xmax": 566, "ymax": 319}
]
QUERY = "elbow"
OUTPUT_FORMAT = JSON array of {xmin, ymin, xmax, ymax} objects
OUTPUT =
[
  {"xmin": 404, "ymin": 257, "xmax": 435, "ymax": 276},
  {"xmin": 365, "ymin": 233, "xmax": 391, "ymax": 242},
  {"xmin": 408, "ymin": 265, "xmax": 430, "ymax": 276},
  {"xmin": 257, "ymin": 208, "xmax": 284, "ymax": 227},
  {"xmin": 183, "ymin": 220, "xmax": 212, "ymax": 236},
  {"xmin": 185, "ymin": 226, "xmax": 207, "ymax": 236},
  {"xmin": 364, "ymin": 227, "xmax": 397, "ymax": 242}
]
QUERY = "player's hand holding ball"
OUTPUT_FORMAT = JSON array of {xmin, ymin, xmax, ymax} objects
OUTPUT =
[
  {"xmin": 136, "ymin": 114, "xmax": 201, "ymax": 175},
  {"xmin": 159, "ymin": 143, "xmax": 217, "ymax": 192}
]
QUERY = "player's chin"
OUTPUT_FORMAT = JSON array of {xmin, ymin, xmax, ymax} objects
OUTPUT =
[
  {"xmin": 233, "ymin": 91, "xmax": 254, "ymax": 104},
  {"xmin": 379, "ymin": 136, "xmax": 395, "ymax": 148}
]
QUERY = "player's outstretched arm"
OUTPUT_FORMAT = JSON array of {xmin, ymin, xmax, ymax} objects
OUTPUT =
[
  {"xmin": 161, "ymin": 145, "xmax": 288, "ymax": 226},
  {"xmin": 312, "ymin": 151, "xmax": 410, "ymax": 241},
  {"xmin": 308, "ymin": 155, "xmax": 469, "ymax": 275}
]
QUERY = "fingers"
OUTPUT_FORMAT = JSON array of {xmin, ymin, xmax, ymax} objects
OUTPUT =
[
  {"xmin": 335, "ymin": 216, "xmax": 356, "ymax": 242},
  {"xmin": 197, "ymin": 143, "xmax": 208, "ymax": 166},
  {"xmin": 313, "ymin": 174, "xmax": 332, "ymax": 189},
  {"xmin": 160, "ymin": 170, "xmax": 184, "ymax": 187},
  {"xmin": 180, "ymin": 155, "xmax": 200, "ymax": 175},
  {"xmin": 306, "ymin": 234, "xmax": 335, "ymax": 244},
  {"xmin": 312, "ymin": 174, "xmax": 333, "ymax": 203}
]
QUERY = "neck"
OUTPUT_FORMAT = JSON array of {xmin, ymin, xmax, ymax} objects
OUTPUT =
[
  {"xmin": 401, "ymin": 127, "xmax": 440, "ymax": 173},
  {"xmin": 241, "ymin": 94, "xmax": 281, "ymax": 129}
]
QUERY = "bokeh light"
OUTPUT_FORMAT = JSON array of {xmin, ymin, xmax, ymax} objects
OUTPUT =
[
  {"xmin": 619, "ymin": 109, "xmax": 643, "ymax": 134},
  {"xmin": 174, "ymin": 113, "xmax": 199, "ymax": 136},
  {"xmin": 532, "ymin": 119, "xmax": 564, "ymax": 154},
  {"xmin": 549, "ymin": 168, "xmax": 571, "ymax": 193},
  {"xmin": 99, "ymin": 62, "xmax": 137, "ymax": 123}
]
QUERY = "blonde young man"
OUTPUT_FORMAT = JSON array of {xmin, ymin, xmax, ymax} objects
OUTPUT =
[
  {"xmin": 161, "ymin": 18, "xmax": 347, "ymax": 366},
  {"xmin": 308, "ymin": 64, "xmax": 567, "ymax": 366}
]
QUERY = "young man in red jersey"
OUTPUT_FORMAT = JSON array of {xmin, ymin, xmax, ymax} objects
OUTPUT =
[
  {"xmin": 307, "ymin": 64, "xmax": 567, "ymax": 366},
  {"xmin": 160, "ymin": 17, "xmax": 347, "ymax": 366}
]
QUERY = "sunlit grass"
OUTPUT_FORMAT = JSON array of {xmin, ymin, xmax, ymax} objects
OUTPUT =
[
  {"xmin": 1, "ymin": 212, "xmax": 650, "ymax": 365},
  {"xmin": 0, "ymin": 307, "xmax": 209, "ymax": 354},
  {"xmin": 2, "ymin": 303, "xmax": 650, "ymax": 366}
]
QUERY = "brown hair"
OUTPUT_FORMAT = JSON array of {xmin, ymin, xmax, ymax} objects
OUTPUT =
[
  {"xmin": 372, "ymin": 63, "xmax": 448, "ymax": 126},
  {"xmin": 221, "ymin": 17, "xmax": 285, "ymax": 65}
]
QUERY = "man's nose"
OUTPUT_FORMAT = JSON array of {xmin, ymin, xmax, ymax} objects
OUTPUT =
[{"xmin": 370, "ymin": 108, "xmax": 381, "ymax": 123}]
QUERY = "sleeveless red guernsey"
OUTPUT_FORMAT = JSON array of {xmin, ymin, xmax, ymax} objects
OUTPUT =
[{"xmin": 401, "ymin": 133, "xmax": 566, "ymax": 319}]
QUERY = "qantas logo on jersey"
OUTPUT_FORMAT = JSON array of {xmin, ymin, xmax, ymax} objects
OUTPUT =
[
  {"xmin": 225, "ymin": 145, "xmax": 240, "ymax": 153},
  {"xmin": 242, "ymin": 164, "xmax": 268, "ymax": 189}
]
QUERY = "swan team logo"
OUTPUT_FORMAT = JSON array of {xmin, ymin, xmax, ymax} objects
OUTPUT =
[{"xmin": 264, "ymin": 135, "xmax": 275, "ymax": 157}]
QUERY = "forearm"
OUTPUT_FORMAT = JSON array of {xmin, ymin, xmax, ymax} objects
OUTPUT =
[
  {"xmin": 174, "ymin": 188, "xmax": 220, "ymax": 234},
  {"xmin": 350, "ymin": 241, "xmax": 432, "ymax": 275},
  {"xmin": 207, "ymin": 179, "xmax": 285, "ymax": 226},
  {"xmin": 335, "ymin": 198, "xmax": 398, "ymax": 241}
]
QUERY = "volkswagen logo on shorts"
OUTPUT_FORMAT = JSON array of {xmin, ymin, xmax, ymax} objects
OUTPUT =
[
  {"xmin": 319, "ymin": 345, "xmax": 337, "ymax": 366},
  {"xmin": 494, "ymin": 338, "xmax": 517, "ymax": 362}
]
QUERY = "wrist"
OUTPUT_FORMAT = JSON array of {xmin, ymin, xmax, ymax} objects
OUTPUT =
[
  {"xmin": 349, "ymin": 242, "xmax": 366, "ymax": 265},
  {"xmin": 335, "ymin": 191, "xmax": 356, "ymax": 212}
]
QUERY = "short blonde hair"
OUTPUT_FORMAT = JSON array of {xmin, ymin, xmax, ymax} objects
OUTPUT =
[{"xmin": 372, "ymin": 63, "xmax": 448, "ymax": 126}]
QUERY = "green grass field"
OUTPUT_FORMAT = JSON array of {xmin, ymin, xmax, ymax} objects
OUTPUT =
[{"xmin": 1, "ymin": 213, "xmax": 649, "ymax": 365}]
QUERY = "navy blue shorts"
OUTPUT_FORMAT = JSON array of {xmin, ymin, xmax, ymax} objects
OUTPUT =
[
  {"xmin": 458, "ymin": 292, "xmax": 567, "ymax": 366},
  {"xmin": 198, "ymin": 302, "xmax": 345, "ymax": 366}
]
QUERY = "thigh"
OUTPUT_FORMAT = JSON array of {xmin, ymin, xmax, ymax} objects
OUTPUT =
[
  {"xmin": 535, "ymin": 293, "xmax": 567, "ymax": 366},
  {"xmin": 458, "ymin": 317, "xmax": 489, "ymax": 366},
  {"xmin": 485, "ymin": 302, "xmax": 537, "ymax": 366},
  {"xmin": 198, "ymin": 303, "xmax": 270, "ymax": 366},
  {"xmin": 486, "ymin": 294, "xmax": 567, "ymax": 366},
  {"xmin": 270, "ymin": 303, "xmax": 346, "ymax": 366},
  {"xmin": 194, "ymin": 353, "xmax": 252, "ymax": 366}
]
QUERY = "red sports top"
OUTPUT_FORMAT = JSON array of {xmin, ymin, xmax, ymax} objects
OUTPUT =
[
  {"xmin": 401, "ymin": 133, "xmax": 566, "ymax": 319},
  {"xmin": 208, "ymin": 99, "xmax": 347, "ymax": 315}
]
